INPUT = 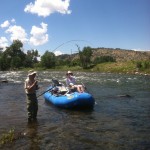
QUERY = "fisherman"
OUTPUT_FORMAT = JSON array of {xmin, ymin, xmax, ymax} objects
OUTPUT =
[{"xmin": 24, "ymin": 70, "xmax": 39, "ymax": 122}]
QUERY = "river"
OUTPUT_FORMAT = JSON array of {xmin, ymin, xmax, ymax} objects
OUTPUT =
[{"xmin": 0, "ymin": 71, "xmax": 150, "ymax": 150}]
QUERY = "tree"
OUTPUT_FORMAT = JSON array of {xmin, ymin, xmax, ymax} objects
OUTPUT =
[
  {"xmin": 70, "ymin": 58, "xmax": 80, "ymax": 66},
  {"xmin": 41, "ymin": 51, "xmax": 55, "ymax": 68},
  {"xmin": 77, "ymin": 45, "xmax": 93, "ymax": 69},
  {"xmin": 24, "ymin": 49, "xmax": 39, "ymax": 68},
  {"xmin": 11, "ymin": 56, "xmax": 22, "ymax": 68},
  {"xmin": 1, "ymin": 40, "xmax": 26, "ymax": 70},
  {"xmin": 0, "ymin": 51, "xmax": 12, "ymax": 70}
]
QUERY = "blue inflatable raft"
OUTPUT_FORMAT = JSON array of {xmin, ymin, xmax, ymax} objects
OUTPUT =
[{"xmin": 44, "ymin": 86, "xmax": 95, "ymax": 109}]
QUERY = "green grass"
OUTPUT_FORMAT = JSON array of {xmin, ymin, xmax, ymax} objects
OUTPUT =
[
  {"xmin": 18, "ymin": 61, "xmax": 150, "ymax": 75},
  {"xmin": 91, "ymin": 61, "xmax": 150, "ymax": 74},
  {"xmin": 0, "ymin": 129, "xmax": 15, "ymax": 145}
]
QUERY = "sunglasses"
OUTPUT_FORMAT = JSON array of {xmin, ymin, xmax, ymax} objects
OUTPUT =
[{"xmin": 67, "ymin": 73, "xmax": 73, "ymax": 75}]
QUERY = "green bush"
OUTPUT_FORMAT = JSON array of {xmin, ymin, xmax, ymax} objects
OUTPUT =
[
  {"xmin": 93, "ymin": 56, "xmax": 116, "ymax": 64},
  {"xmin": 136, "ymin": 61, "xmax": 150, "ymax": 70}
]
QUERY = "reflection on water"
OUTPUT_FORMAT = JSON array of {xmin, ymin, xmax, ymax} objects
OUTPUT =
[
  {"xmin": 26, "ymin": 122, "xmax": 41, "ymax": 150},
  {"xmin": 0, "ymin": 71, "xmax": 150, "ymax": 149}
]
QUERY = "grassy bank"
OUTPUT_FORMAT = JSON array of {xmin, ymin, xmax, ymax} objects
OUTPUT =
[
  {"xmin": 91, "ymin": 62, "xmax": 135, "ymax": 73},
  {"xmin": 91, "ymin": 61, "xmax": 150, "ymax": 75},
  {"xmin": 19, "ymin": 61, "xmax": 150, "ymax": 75}
]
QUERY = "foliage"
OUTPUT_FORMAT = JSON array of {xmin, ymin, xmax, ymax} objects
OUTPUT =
[
  {"xmin": 40, "ymin": 51, "xmax": 56, "ymax": 68},
  {"xmin": 57, "ymin": 59, "xmax": 71, "ymax": 67},
  {"xmin": 0, "ymin": 40, "xmax": 41, "ymax": 70},
  {"xmin": 77, "ymin": 45, "xmax": 93, "ymax": 69},
  {"xmin": 0, "ymin": 129, "xmax": 15, "ymax": 145},
  {"xmin": 93, "ymin": 56, "xmax": 116, "ymax": 64},
  {"xmin": 92, "ymin": 61, "xmax": 136, "ymax": 73},
  {"xmin": 70, "ymin": 58, "xmax": 80, "ymax": 66},
  {"xmin": 136, "ymin": 61, "xmax": 150, "ymax": 70},
  {"xmin": 0, "ymin": 40, "xmax": 25, "ymax": 70},
  {"xmin": 24, "ymin": 49, "xmax": 39, "ymax": 68}
]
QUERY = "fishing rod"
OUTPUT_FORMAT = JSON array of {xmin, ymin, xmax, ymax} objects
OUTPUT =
[{"xmin": 36, "ymin": 87, "xmax": 53, "ymax": 98}]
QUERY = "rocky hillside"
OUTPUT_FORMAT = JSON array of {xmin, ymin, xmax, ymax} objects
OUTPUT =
[
  {"xmin": 57, "ymin": 47, "xmax": 150, "ymax": 62},
  {"xmin": 92, "ymin": 48, "xmax": 150, "ymax": 62}
]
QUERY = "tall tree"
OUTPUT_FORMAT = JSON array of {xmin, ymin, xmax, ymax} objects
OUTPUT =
[
  {"xmin": 77, "ymin": 45, "xmax": 93, "ymax": 69},
  {"xmin": 24, "ymin": 49, "xmax": 39, "ymax": 67},
  {"xmin": 41, "ymin": 51, "xmax": 55, "ymax": 68},
  {"xmin": 1, "ymin": 40, "xmax": 25, "ymax": 70}
]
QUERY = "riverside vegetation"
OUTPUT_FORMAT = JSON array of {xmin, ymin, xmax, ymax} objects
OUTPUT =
[
  {"xmin": 0, "ymin": 40, "xmax": 150, "ymax": 75},
  {"xmin": 0, "ymin": 128, "xmax": 26, "ymax": 147}
]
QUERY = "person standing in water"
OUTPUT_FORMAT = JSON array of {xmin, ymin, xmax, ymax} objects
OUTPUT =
[{"xmin": 24, "ymin": 70, "xmax": 39, "ymax": 122}]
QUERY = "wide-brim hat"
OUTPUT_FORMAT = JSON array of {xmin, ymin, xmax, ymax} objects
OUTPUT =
[
  {"xmin": 66, "ymin": 70, "xmax": 73, "ymax": 75},
  {"xmin": 28, "ymin": 70, "xmax": 37, "ymax": 76},
  {"xmin": 69, "ymin": 83, "xmax": 74, "ymax": 86}
]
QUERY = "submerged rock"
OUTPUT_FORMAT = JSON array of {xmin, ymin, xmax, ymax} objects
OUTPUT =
[
  {"xmin": 117, "ymin": 94, "xmax": 131, "ymax": 98},
  {"xmin": 0, "ymin": 80, "xmax": 8, "ymax": 83}
]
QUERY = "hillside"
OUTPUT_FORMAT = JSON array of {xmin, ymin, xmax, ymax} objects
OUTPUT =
[
  {"xmin": 57, "ymin": 48, "xmax": 150, "ymax": 62},
  {"xmin": 92, "ymin": 48, "xmax": 150, "ymax": 62}
]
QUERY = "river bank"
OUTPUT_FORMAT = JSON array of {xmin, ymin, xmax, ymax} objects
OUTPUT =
[
  {"xmin": 19, "ymin": 61, "xmax": 150, "ymax": 76},
  {"xmin": 1, "ymin": 61, "xmax": 150, "ymax": 80},
  {"xmin": 91, "ymin": 62, "xmax": 150, "ymax": 75}
]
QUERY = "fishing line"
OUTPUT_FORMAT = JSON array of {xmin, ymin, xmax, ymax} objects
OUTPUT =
[{"xmin": 52, "ymin": 39, "xmax": 93, "ymax": 52}]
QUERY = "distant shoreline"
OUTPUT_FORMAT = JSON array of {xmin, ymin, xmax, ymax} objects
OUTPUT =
[{"xmin": 1, "ymin": 61, "xmax": 149, "ymax": 76}]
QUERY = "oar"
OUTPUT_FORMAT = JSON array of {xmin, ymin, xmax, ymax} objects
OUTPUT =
[{"xmin": 37, "ymin": 87, "xmax": 53, "ymax": 98}]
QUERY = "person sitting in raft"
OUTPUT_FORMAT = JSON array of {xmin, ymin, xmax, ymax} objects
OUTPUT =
[
  {"xmin": 66, "ymin": 71, "xmax": 85, "ymax": 93},
  {"xmin": 69, "ymin": 83, "xmax": 84, "ymax": 93}
]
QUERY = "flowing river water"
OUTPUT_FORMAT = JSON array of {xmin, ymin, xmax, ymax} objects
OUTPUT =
[{"xmin": 0, "ymin": 71, "xmax": 150, "ymax": 150}]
